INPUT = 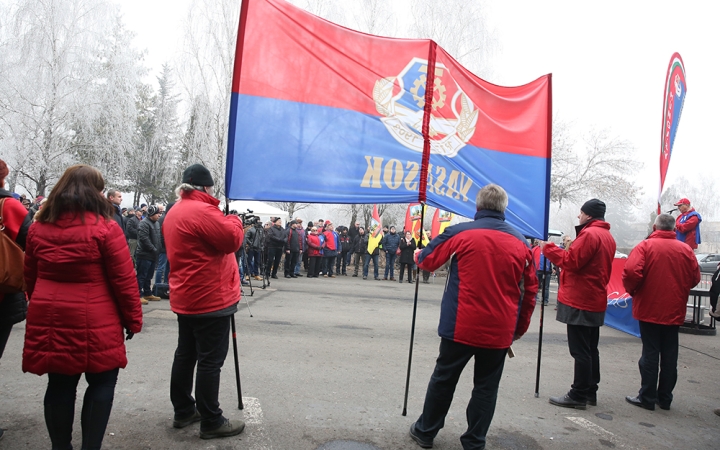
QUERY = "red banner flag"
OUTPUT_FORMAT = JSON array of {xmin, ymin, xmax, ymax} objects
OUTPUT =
[
  {"xmin": 404, "ymin": 203, "xmax": 424, "ymax": 242},
  {"xmin": 658, "ymin": 53, "xmax": 687, "ymax": 213},
  {"xmin": 431, "ymin": 209, "xmax": 454, "ymax": 238}
]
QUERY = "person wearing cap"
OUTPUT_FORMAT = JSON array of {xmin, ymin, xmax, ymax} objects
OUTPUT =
[
  {"xmin": 673, "ymin": 198, "xmax": 702, "ymax": 250},
  {"xmin": 163, "ymin": 163, "xmax": 246, "ymax": 439},
  {"xmin": 135, "ymin": 205, "xmax": 162, "ymax": 304},
  {"xmin": 125, "ymin": 209, "xmax": 142, "ymax": 263},
  {"xmin": 621, "ymin": 213, "xmax": 700, "ymax": 411},
  {"xmin": 540, "ymin": 198, "xmax": 616, "ymax": 410},
  {"xmin": 284, "ymin": 220, "xmax": 303, "ymax": 278},
  {"xmin": 266, "ymin": 217, "xmax": 287, "ymax": 279},
  {"xmin": 322, "ymin": 222, "xmax": 339, "ymax": 277}
]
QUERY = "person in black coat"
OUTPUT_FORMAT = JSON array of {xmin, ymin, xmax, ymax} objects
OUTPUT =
[
  {"xmin": 398, "ymin": 231, "xmax": 417, "ymax": 283},
  {"xmin": 136, "ymin": 206, "xmax": 161, "ymax": 302},
  {"xmin": 710, "ymin": 264, "xmax": 720, "ymax": 318},
  {"xmin": 265, "ymin": 218, "xmax": 287, "ymax": 279}
]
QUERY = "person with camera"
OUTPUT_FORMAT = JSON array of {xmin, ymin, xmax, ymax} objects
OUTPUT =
[
  {"xmin": 244, "ymin": 217, "xmax": 264, "ymax": 281},
  {"xmin": 408, "ymin": 184, "xmax": 537, "ymax": 449},
  {"xmin": 164, "ymin": 164, "xmax": 245, "ymax": 439}
]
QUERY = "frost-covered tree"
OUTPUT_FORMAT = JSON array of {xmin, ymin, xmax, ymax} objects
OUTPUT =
[{"xmin": 0, "ymin": 0, "xmax": 144, "ymax": 196}]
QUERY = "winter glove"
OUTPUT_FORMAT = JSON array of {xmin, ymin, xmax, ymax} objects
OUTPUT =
[{"xmin": 125, "ymin": 328, "xmax": 134, "ymax": 341}]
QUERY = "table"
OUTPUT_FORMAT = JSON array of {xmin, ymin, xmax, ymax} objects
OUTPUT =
[{"xmin": 679, "ymin": 289, "xmax": 716, "ymax": 336}]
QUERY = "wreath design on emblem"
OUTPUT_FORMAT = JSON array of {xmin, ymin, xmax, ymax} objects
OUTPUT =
[{"xmin": 373, "ymin": 58, "xmax": 478, "ymax": 158}]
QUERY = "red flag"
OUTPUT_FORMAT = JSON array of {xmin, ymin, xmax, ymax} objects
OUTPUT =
[
  {"xmin": 658, "ymin": 53, "xmax": 687, "ymax": 213},
  {"xmin": 431, "ymin": 209, "xmax": 454, "ymax": 238},
  {"xmin": 404, "ymin": 203, "xmax": 424, "ymax": 242}
]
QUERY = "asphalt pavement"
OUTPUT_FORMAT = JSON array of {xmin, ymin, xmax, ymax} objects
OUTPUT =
[{"xmin": 1, "ymin": 273, "xmax": 719, "ymax": 449}]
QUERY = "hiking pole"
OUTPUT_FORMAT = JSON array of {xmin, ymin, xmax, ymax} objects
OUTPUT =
[
  {"xmin": 402, "ymin": 203, "xmax": 426, "ymax": 416},
  {"xmin": 534, "ymin": 274, "xmax": 547, "ymax": 397},
  {"xmin": 242, "ymin": 245, "xmax": 255, "ymax": 298},
  {"xmin": 230, "ymin": 314, "xmax": 244, "ymax": 410}
]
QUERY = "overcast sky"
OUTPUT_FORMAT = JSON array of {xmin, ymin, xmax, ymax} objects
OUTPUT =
[{"xmin": 119, "ymin": 0, "xmax": 717, "ymax": 211}]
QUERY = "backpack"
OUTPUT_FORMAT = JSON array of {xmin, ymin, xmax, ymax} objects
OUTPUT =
[{"xmin": 0, "ymin": 198, "xmax": 26, "ymax": 293}]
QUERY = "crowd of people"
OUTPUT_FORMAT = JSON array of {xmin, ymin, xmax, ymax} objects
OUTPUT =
[
  {"xmin": 242, "ymin": 219, "xmax": 432, "ymax": 283},
  {"xmin": 0, "ymin": 156, "xmax": 715, "ymax": 448}
]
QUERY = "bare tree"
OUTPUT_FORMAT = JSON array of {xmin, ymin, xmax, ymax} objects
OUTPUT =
[
  {"xmin": 550, "ymin": 121, "xmax": 641, "ymax": 208},
  {"xmin": 268, "ymin": 202, "xmax": 312, "ymax": 218},
  {"xmin": 408, "ymin": 0, "xmax": 498, "ymax": 78}
]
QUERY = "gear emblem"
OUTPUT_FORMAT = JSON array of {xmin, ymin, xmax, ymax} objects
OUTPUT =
[{"xmin": 409, "ymin": 75, "xmax": 446, "ymax": 111}]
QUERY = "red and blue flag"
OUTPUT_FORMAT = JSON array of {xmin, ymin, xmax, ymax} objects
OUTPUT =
[
  {"xmin": 658, "ymin": 52, "xmax": 687, "ymax": 214},
  {"xmin": 226, "ymin": 0, "xmax": 552, "ymax": 238}
]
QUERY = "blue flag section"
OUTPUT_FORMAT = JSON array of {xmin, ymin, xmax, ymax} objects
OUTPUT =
[{"xmin": 226, "ymin": 0, "xmax": 552, "ymax": 239}]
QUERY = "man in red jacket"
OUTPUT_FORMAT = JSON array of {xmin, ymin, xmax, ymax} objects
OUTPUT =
[
  {"xmin": 673, "ymin": 197, "xmax": 701, "ymax": 250},
  {"xmin": 408, "ymin": 184, "xmax": 537, "ymax": 449},
  {"xmin": 541, "ymin": 199, "xmax": 616, "ymax": 410},
  {"xmin": 622, "ymin": 213, "xmax": 700, "ymax": 411},
  {"xmin": 164, "ymin": 164, "xmax": 246, "ymax": 439}
]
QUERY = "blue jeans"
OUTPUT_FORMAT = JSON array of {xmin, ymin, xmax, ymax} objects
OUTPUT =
[
  {"xmin": 536, "ymin": 271, "xmax": 551, "ymax": 303},
  {"xmin": 136, "ymin": 258, "xmax": 156, "ymax": 297},
  {"xmin": 363, "ymin": 253, "xmax": 379, "ymax": 279},
  {"xmin": 384, "ymin": 252, "xmax": 397, "ymax": 278},
  {"xmin": 414, "ymin": 339, "xmax": 507, "ymax": 450},
  {"xmin": 295, "ymin": 257, "xmax": 302, "ymax": 275},
  {"xmin": 170, "ymin": 314, "xmax": 231, "ymax": 432},
  {"xmin": 155, "ymin": 253, "xmax": 169, "ymax": 284},
  {"xmin": 247, "ymin": 249, "xmax": 261, "ymax": 276}
]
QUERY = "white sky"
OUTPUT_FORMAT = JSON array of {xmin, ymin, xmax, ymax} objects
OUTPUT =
[{"xmin": 119, "ymin": 0, "xmax": 718, "ymax": 210}]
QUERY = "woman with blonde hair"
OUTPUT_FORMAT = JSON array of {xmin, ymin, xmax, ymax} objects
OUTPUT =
[{"xmin": 23, "ymin": 164, "xmax": 142, "ymax": 450}]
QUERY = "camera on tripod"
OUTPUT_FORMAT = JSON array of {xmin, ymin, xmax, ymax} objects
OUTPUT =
[{"xmin": 239, "ymin": 209, "xmax": 261, "ymax": 227}]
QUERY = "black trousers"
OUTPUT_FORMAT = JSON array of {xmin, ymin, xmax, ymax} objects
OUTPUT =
[
  {"xmin": 399, "ymin": 262, "xmax": 413, "ymax": 282},
  {"xmin": 44, "ymin": 368, "xmax": 119, "ymax": 450},
  {"xmin": 414, "ymin": 338, "xmax": 507, "ymax": 450},
  {"xmin": 266, "ymin": 247, "xmax": 283, "ymax": 277},
  {"xmin": 284, "ymin": 251, "xmax": 299, "ymax": 275},
  {"xmin": 308, "ymin": 256, "xmax": 322, "ymax": 277},
  {"xmin": 566, "ymin": 324, "xmax": 600, "ymax": 402},
  {"xmin": 637, "ymin": 321, "xmax": 679, "ymax": 408},
  {"xmin": 170, "ymin": 314, "xmax": 231, "ymax": 432}
]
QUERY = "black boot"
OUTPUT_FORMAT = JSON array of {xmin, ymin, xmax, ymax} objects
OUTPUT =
[
  {"xmin": 44, "ymin": 402, "xmax": 75, "ymax": 450},
  {"xmin": 81, "ymin": 399, "xmax": 114, "ymax": 449}
]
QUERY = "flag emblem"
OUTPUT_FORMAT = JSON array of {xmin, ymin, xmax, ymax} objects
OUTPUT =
[{"xmin": 373, "ymin": 58, "xmax": 478, "ymax": 157}]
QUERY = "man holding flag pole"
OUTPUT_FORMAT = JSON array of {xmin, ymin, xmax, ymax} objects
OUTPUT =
[{"xmin": 408, "ymin": 184, "xmax": 537, "ymax": 449}]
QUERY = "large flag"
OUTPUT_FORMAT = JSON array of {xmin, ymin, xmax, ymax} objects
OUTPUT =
[
  {"xmin": 431, "ymin": 208, "xmax": 454, "ymax": 238},
  {"xmin": 367, "ymin": 205, "xmax": 383, "ymax": 254},
  {"xmin": 226, "ymin": 0, "xmax": 552, "ymax": 238},
  {"xmin": 404, "ymin": 203, "xmax": 425, "ymax": 243},
  {"xmin": 658, "ymin": 53, "xmax": 687, "ymax": 214}
]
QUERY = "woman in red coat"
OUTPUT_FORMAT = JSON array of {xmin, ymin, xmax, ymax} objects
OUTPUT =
[{"xmin": 23, "ymin": 165, "xmax": 143, "ymax": 450}]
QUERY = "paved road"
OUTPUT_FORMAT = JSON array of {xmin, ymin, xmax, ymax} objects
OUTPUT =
[{"xmin": 1, "ymin": 275, "xmax": 719, "ymax": 449}]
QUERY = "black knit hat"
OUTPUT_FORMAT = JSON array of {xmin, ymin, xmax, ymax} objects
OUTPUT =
[
  {"xmin": 581, "ymin": 198, "xmax": 606, "ymax": 219},
  {"xmin": 182, "ymin": 164, "xmax": 214, "ymax": 187}
]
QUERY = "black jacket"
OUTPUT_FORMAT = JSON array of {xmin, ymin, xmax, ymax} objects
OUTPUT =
[
  {"xmin": 286, "ymin": 228, "xmax": 302, "ymax": 252},
  {"xmin": 399, "ymin": 237, "xmax": 417, "ymax": 264},
  {"xmin": 267, "ymin": 225, "xmax": 287, "ymax": 248},
  {"xmin": 112, "ymin": 205, "xmax": 125, "ymax": 235},
  {"xmin": 126, "ymin": 215, "xmax": 140, "ymax": 240},
  {"xmin": 244, "ymin": 225, "xmax": 263, "ymax": 250},
  {"xmin": 135, "ymin": 217, "xmax": 160, "ymax": 260}
]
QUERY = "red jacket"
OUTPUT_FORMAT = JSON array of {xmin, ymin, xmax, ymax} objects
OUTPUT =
[
  {"xmin": 306, "ymin": 233, "xmax": 322, "ymax": 257},
  {"xmin": 675, "ymin": 208, "xmax": 700, "ymax": 249},
  {"xmin": 23, "ymin": 213, "xmax": 142, "ymax": 376},
  {"xmin": 622, "ymin": 230, "xmax": 700, "ymax": 325},
  {"xmin": 544, "ymin": 220, "xmax": 616, "ymax": 313},
  {"xmin": 163, "ymin": 190, "xmax": 244, "ymax": 315},
  {"xmin": 416, "ymin": 210, "xmax": 537, "ymax": 349}
]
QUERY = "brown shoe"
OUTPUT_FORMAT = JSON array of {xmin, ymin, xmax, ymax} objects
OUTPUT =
[
  {"xmin": 140, "ymin": 297, "xmax": 148, "ymax": 305},
  {"xmin": 329, "ymin": 275, "xmax": 336, "ymax": 278},
  {"xmin": 253, "ymin": 275, "xmax": 263, "ymax": 281},
  {"xmin": 143, "ymin": 295, "xmax": 161, "ymax": 301}
]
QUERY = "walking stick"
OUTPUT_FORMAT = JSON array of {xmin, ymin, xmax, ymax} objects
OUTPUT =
[
  {"xmin": 230, "ymin": 314, "xmax": 244, "ymax": 410},
  {"xmin": 402, "ymin": 203, "xmax": 426, "ymax": 416},
  {"xmin": 534, "ymin": 273, "xmax": 547, "ymax": 397}
]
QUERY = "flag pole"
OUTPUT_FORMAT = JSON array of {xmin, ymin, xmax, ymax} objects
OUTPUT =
[
  {"xmin": 402, "ymin": 41, "xmax": 437, "ymax": 416},
  {"xmin": 534, "ymin": 275, "xmax": 547, "ymax": 397},
  {"xmin": 402, "ymin": 202, "xmax": 426, "ymax": 416}
]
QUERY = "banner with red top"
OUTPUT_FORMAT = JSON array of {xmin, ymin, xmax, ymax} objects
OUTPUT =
[{"xmin": 225, "ymin": 0, "xmax": 552, "ymax": 239}]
